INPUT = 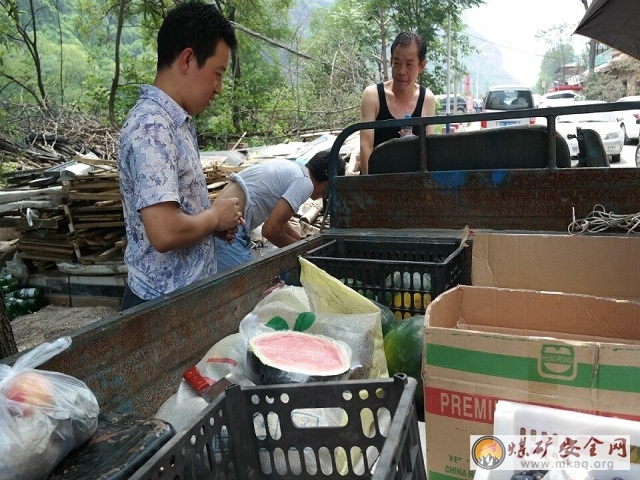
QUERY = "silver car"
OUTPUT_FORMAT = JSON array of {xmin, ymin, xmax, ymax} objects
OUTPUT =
[
  {"xmin": 556, "ymin": 106, "xmax": 624, "ymax": 163},
  {"xmin": 614, "ymin": 95, "xmax": 640, "ymax": 144}
]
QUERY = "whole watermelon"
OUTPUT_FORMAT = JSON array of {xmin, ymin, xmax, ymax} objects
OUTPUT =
[
  {"xmin": 372, "ymin": 300, "xmax": 398, "ymax": 337},
  {"xmin": 383, "ymin": 315, "xmax": 425, "ymax": 419}
]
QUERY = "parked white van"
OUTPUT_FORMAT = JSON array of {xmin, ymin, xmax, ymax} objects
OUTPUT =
[{"xmin": 481, "ymin": 85, "xmax": 536, "ymax": 129}]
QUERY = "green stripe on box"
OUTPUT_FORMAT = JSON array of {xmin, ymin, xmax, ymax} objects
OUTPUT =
[
  {"xmin": 597, "ymin": 364, "xmax": 640, "ymax": 393},
  {"xmin": 425, "ymin": 344, "xmax": 595, "ymax": 387},
  {"xmin": 428, "ymin": 470, "xmax": 474, "ymax": 480}
]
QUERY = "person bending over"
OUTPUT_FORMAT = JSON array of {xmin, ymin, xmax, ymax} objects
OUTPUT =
[{"xmin": 214, "ymin": 151, "xmax": 345, "ymax": 272}]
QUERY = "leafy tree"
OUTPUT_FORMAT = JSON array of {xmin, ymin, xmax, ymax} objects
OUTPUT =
[
  {"xmin": 0, "ymin": 0, "xmax": 51, "ymax": 112},
  {"xmin": 299, "ymin": 1, "xmax": 372, "ymax": 130},
  {"xmin": 535, "ymin": 24, "xmax": 577, "ymax": 92},
  {"xmin": 583, "ymin": 56, "xmax": 640, "ymax": 101},
  {"xmin": 74, "ymin": 0, "xmax": 166, "ymax": 127},
  {"xmin": 582, "ymin": 71, "xmax": 625, "ymax": 101},
  {"xmin": 292, "ymin": 0, "xmax": 484, "ymax": 136},
  {"xmin": 205, "ymin": 0, "xmax": 293, "ymax": 143},
  {"xmin": 0, "ymin": 0, "xmax": 489, "ymax": 149}
]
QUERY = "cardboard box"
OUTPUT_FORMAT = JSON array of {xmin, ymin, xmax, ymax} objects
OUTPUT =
[
  {"xmin": 422, "ymin": 285, "xmax": 640, "ymax": 480},
  {"xmin": 472, "ymin": 232, "xmax": 640, "ymax": 300}
]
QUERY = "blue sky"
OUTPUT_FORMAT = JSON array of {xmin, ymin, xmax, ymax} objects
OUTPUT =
[{"xmin": 463, "ymin": 0, "xmax": 592, "ymax": 85}]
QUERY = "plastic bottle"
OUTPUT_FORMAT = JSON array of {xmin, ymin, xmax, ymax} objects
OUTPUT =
[
  {"xmin": 5, "ymin": 297, "xmax": 28, "ymax": 320},
  {"xmin": 14, "ymin": 288, "xmax": 46, "ymax": 312},
  {"xmin": 14, "ymin": 287, "xmax": 45, "ymax": 302},
  {"xmin": 0, "ymin": 274, "xmax": 13, "ymax": 286},
  {"xmin": 0, "ymin": 274, "xmax": 18, "ymax": 293},
  {"xmin": 400, "ymin": 113, "xmax": 414, "ymax": 137}
]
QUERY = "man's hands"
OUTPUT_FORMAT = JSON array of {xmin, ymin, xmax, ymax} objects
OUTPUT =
[
  {"xmin": 140, "ymin": 198, "xmax": 244, "ymax": 253},
  {"xmin": 212, "ymin": 197, "xmax": 245, "ymax": 231},
  {"xmin": 212, "ymin": 197, "xmax": 245, "ymax": 244}
]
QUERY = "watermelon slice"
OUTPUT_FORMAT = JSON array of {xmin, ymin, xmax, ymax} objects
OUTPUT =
[{"xmin": 247, "ymin": 331, "xmax": 352, "ymax": 385}]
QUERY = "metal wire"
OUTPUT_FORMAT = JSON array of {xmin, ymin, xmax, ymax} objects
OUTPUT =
[{"xmin": 568, "ymin": 204, "xmax": 640, "ymax": 235}]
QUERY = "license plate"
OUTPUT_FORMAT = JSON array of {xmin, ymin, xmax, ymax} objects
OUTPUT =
[{"xmin": 498, "ymin": 121, "xmax": 517, "ymax": 127}]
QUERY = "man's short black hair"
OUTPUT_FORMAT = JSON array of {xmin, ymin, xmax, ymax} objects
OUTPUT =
[
  {"xmin": 157, "ymin": 2, "xmax": 237, "ymax": 70},
  {"xmin": 307, "ymin": 150, "xmax": 346, "ymax": 182},
  {"xmin": 391, "ymin": 31, "xmax": 426, "ymax": 63}
]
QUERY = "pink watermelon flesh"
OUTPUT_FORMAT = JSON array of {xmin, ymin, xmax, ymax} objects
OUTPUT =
[{"xmin": 248, "ymin": 331, "xmax": 352, "ymax": 384}]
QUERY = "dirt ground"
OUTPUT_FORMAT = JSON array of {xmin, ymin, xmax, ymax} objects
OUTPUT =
[{"xmin": 11, "ymin": 305, "xmax": 119, "ymax": 353}]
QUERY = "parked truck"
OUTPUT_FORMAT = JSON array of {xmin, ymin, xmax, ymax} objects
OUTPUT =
[{"xmin": 3, "ymin": 101, "xmax": 640, "ymax": 480}]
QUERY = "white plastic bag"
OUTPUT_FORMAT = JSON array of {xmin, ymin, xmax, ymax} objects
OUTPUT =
[
  {"xmin": 155, "ymin": 333, "xmax": 249, "ymax": 432},
  {"xmin": 243, "ymin": 258, "xmax": 388, "ymax": 380},
  {"xmin": 3, "ymin": 253, "xmax": 28, "ymax": 283},
  {"xmin": 0, "ymin": 337, "xmax": 99, "ymax": 480}
]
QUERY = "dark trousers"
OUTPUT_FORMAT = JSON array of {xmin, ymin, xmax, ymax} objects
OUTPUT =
[{"xmin": 120, "ymin": 283, "xmax": 147, "ymax": 311}]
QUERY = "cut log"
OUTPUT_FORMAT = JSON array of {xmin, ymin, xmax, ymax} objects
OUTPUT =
[{"xmin": 0, "ymin": 293, "xmax": 17, "ymax": 359}]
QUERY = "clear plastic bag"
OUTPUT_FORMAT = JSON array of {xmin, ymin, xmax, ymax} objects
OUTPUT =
[
  {"xmin": 0, "ymin": 337, "xmax": 99, "ymax": 480},
  {"xmin": 3, "ymin": 253, "xmax": 28, "ymax": 283}
]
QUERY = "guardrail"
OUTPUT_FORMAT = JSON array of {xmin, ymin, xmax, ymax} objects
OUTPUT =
[
  {"xmin": 325, "ymin": 101, "xmax": 640, "ymax": 230},
  {"xmin": 328, "ymin": 100, "xmax": 640, "ymax": 175}
]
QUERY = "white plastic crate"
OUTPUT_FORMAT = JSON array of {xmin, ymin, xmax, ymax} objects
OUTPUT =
[{"xmin": 474, "ymin": 400, "xmax": 640, "ymax": 480}]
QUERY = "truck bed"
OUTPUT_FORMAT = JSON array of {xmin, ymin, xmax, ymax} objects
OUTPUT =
[
  {"xmin": 3, "ymin": 237, "xmax": 321, "ymax": 417},
  {"xmin": 3, "ymin": 103, "xmax": 640, "ymax": 479}
]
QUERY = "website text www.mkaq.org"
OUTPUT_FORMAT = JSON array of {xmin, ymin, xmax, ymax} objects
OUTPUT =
[
  {"xmin": 470, "ymin": 435, "xmax": 631, "ymax": 472},
  {"xmin": 518, "ymin": 458, "xmax": 616, "ymax": 471}
]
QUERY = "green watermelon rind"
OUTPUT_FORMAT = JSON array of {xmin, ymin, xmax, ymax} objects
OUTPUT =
[
  {"xmin": 372, "ymin": 300, "xmax": 399, "ymax": 337},
  {"xmin": 383, "ymin": 315, "xmax": 425, "ymax": 409}
]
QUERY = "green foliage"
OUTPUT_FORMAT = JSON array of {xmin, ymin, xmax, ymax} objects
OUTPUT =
[
  {"xmin": 301, "ymin": 0, "xmax": 481, "ymax": 105},
  {"xmin": 0, "ymin": 159, "xmax": 19, "ymax": 186},
  {"xmin": 0, "ymin": 0, "xmax": 488, "ymax": 144},
  {"xmin": 537, "ymin": 43, "xmax": 576, "ymax": 93},
  {"xmin": 583, "ymin": 72, "xmax": 625, "ymax": 102},
  {"xmin": 534, "ymin": 24, "xmax": 579, "ymax": 93}
]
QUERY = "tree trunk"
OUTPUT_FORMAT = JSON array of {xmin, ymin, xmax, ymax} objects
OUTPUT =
[
  {"xmin": 109, "ymin": 0, "xmax": 127, "ymax": 128},
  {"xmin": 27, "ymin": 0, "xmax": 49, "ymax": 112},
  {"xmin": 588, "ymin": 39, "xmax": 596, "ymax": 74},
  {"xmin": 227, "ymin": 7, "xmax": 242, "ymax": 135},
  {"xmin": 0, "ymin": 294, "xmax": 18, "ymax": 359},
  {"xmin": 580, "ymin": 1, "xmax": 597, "ymax": 73},
  {"xmin": 379, "ymin": 8, "xmax": 388, "ymax": 81}
]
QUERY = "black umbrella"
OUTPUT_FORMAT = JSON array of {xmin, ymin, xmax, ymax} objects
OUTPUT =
[{"xmin": 574, "ymin": 0, "xmax": 640, "ymax": 61}]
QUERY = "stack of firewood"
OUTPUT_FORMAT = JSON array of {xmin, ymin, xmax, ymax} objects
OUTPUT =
[
  {"xmin": 0, "ymin": 123, "xmax": 342, "ymax": 274},
  {"xmin": 0, "ymin": 155, "xmax": 248, "ymax": 272}
]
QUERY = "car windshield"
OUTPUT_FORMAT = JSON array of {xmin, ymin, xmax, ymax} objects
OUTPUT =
[
  {"xmin": 558, "ymin": 112, "xmax": 616, "ymax": 123},
  {"xmin": 485, "ymin": 90, "xmax": 533, "ymax": 110}
]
